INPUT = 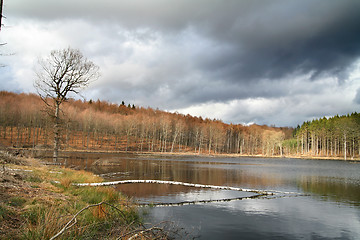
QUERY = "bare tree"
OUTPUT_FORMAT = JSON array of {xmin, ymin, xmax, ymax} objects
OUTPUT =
[
  {"xmin": 0, "ymin": 0, "xmax": 4, "ymax": 32},
  {"xmin": 34, "ymin": 47, "xmax": 100, "ymax": 162},
  {"xmin": 1, "ymin": 0, "xmax": 7, "ymax": 67}
]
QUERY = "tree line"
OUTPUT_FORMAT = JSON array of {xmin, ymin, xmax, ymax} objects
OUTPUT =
[
  {"xmin": 294, "ymin": 113, "xmax": 360, "ymax": 160},
  {"xmin": 0, "ymin": 91, "xmax": 294, "ymax": 156},
  {"xmin": 0, "ymin": 91, "xmax": 358, "ymax": 159}
]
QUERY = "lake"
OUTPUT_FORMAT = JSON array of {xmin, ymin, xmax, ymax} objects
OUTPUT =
[{"xmin": 46, "ymin": 152, "xmax": 360, "ymax": 239}]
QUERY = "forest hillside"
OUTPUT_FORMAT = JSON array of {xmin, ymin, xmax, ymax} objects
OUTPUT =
[
  {"xmin": 0, "ymin": 91, "xmax": 358, "ymax": 159},
  {"xmin": 293, "ymin": 113, "xmax": 360, "ymax": 160}
]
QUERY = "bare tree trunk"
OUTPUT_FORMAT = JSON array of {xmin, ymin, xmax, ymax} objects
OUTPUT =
[
  {"xmin": 10, "ymin": 126, "xmax": 13, "ymax": 144},
  {"xmin": 171, "ymin": 130, "xmax": 178, "ymax": 153},
  {"xmin": 114, "ymin": 135, "xmax": 117, "ymax": 151},
  {"xmin": 32, "ymin": 126, "xmax": 36, "ymax": 149},
  {"xmin": 36, "ymin": 126, "xmax": 39, "ymax": 147},
  {"xmin": 0, "ymin": 0, "xmax": 3, "ymax": 32},
  {"xmin": 44, "ymin": 128, "xmax": 48, "ymax": 146},
  {"xmin": 330, "ymin": 136, "xmax": 333, "ymax": 156},
  {"xmin": 27, "ymin": 127, "xmax": 31, "ymax": 145},
  {"xmin": 301, "ymin": 134, "xmax": 304, "ymax": 155},
  {"xmin": 126, "ymin": 132, "xmax": 130, "ymax": 152},
  {"xmin": 208, "ymin": 137, "xmax": 212, "ymax": 155},
  {"xmin": 240, "ymin": 139, "xmax": 244, "ymax": 155},
  {"xmin": 86, "ymin": 131, "xmax": 90, "ymax": 150},
  {"xmin": 16, "ymin": 125, "xmax": 20, "ymax": 147},
  {"xmin": 352, "ymin": 138, "xmax": 355, "ymax": 159},
  {"xmin": 53, "ymin": 102, "xmax": 60, "ymax": 162},
  {"xmin": 1, "ymin": 126, "xmax": 4, "ymax": 139},
  {"xmin": 344, "ymin": 132, "xmax": 347, "ymax": 160}
]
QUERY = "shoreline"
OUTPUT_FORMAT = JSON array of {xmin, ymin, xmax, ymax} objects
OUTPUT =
[
  {"xmin": 8, "ymin": 146, "xmax": 359, "ymax": 162},
  {"xmin": 0, "ymin": 150, "xmax": 171, "ymax": 239}
]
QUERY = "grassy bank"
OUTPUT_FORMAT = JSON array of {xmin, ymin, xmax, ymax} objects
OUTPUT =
[{"xmin": 0, "ymin": 150, "xmax": 166, "ymax": 240}]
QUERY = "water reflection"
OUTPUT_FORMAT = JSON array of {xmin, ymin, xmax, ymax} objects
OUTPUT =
[
  {"xmin": 147, "ymin": 197, "xmax": 360, "ymax": 239},
  {"xmin": 39, "ymin": 152, "xmax": 360, "ymax": 239},
  {"xmin": 40, "ymin": 152, "xmax": 360, "ymax": 207},
  {"xmin": 115, "ymin": 183, "xmax": 259, "ymax": 206},
  {"xmin": 298, "ymin": 175, "xmax": 360, "ymax": 206},
  {"xmin": 115, "ymin": 183, "xmax": 193, "ymax": 198},
  {"xmin": 91, "ymin": 157, "xmax": 286, "ymax": 190}
]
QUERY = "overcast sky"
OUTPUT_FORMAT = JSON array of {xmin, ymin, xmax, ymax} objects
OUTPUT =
[{"xmin": 1, "ymin": 0, "xmax": 360, "ymax": 127}]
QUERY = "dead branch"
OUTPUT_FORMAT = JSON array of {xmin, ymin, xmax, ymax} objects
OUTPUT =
[
  {"xmin": 116, "ymin": 221, "xmax": 179, "ymax": 240},
  {"xmin": 128, "ymin": 227, "xmax": 164, "ymax": 240},
  {"xmin": 50, "ymin": 201, "xmax": 128, "ymax": 240},
  {"xmin": 117, "ymin": 226, "xmax": 165, "ymax": 240},
  {"xmin": 102, "ymin": 201, "xmax": 129, "ymax": 222}
]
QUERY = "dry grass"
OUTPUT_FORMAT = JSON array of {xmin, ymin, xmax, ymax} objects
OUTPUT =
[
  {"xmin": 91, "ymin": 204, "xmax": 107, "ymax": 219},
  {"xmin": 57, "ymin": 169, "xmax": 102, "ymax": 185},
  {"xmin": 23, "ymin": 205, "xmax": 68, "ymax": 240},
  {"xmin": 0, "ymin": 151, "xmax": 144, "ymax": 240}
]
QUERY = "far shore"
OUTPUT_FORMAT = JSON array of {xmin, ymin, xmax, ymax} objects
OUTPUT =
[{"xmin": 8, "ymin": 146, "xmax": 360, "ymax": 162}]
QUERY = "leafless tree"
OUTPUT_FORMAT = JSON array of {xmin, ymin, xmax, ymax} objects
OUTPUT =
[
  {"xmin": 0, "ymin": 0, "xmax": 4, "ymax": 32},
  {"xmin": 34, "ymin": 47, "xmax": 100, "ymax": 162},
  {"xmin": 1, "ymin": 0, "xmax": 7, "ymax": 67}
]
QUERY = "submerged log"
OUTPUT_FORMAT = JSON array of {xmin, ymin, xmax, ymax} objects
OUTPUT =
[
  {"xmin": 137, "ymin": 193, "xmax": 268, "ymax": 207},
  {"xmin": 75, "ymin": 179, "xmax": 272, "ymax": 194},
  {"xmin": 74, "ymin": 179, "xmax": 303, "ymax": 195}
]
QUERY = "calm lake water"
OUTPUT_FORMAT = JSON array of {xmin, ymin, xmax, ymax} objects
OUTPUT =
[{"xmin": 44, "ymin": 152, "xmax": 360, "ymax": 239}]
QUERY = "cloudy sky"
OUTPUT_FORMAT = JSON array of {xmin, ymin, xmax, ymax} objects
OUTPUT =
[{"xmin": 1, "ymin": 0, "xmax": 360, "ymax": 127}]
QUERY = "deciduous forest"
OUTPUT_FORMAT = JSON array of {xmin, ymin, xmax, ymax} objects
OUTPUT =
[{"xmin": 0, "ymin": 91, "xmax": 359, "ymax": 159}]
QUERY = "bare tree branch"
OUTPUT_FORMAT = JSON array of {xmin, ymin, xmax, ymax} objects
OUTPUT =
[
  {"xmin": 50, "ymin": 201, "xmax": 127, "ymax": 240},
  {"xmin": 35, "ymin": 47, "xmax": 100, "ymax": 104},
  {"xmin": 34, "ymin": 47, "xmax": 99, "ymax": 162}
]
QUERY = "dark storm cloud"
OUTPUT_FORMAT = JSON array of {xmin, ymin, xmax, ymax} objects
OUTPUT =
[
  {"xmin": 9, "ymin": 0, "xmax": 360, "ymax": 86},
  {"xmin": 195, "ymin": 0, "xmax": 360, "ymax": 83}
]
